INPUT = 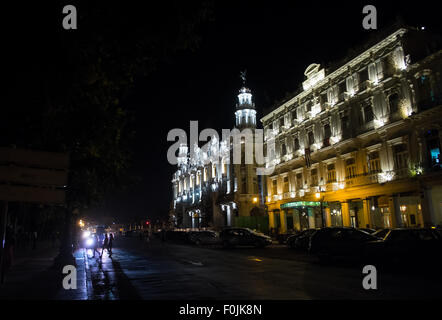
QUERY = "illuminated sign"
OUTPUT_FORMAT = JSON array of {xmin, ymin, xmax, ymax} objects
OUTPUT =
[{"xmin": 280, "ymin": 201, "xmax": 328, "ymax": 209}]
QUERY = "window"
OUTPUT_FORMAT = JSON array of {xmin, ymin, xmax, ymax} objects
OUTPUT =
[
  {"xmin": 296, "ymin": 107, "xmax": 304, "ymax": 121},
  {"xmin": 283, "ymin": 176, "xmax": 289, "ymax": 193},
  {"xmin": 368, "ymin": 151, "xmax": 381, "ymax": 173},
  {"xmin": 341, "ymin": 115, "xmax": 350, "ymax": 134},
  {"xmin": 284, "ymin": 113, "xmax": 291, "ymax": 128},
  {"xmin": 327, "ymin": 164, "xmax": 336, "ymax": 183},
  {"xmin": 363, "ymin": 104, "xmax": 374, "ymax": 123},
  {"xmin": 417, "ymin": 75, "xmax": 434, "ymax": 105},
  {"xmin": 323, "ymin": 124, "xmax": 331, "ymax": 146},
  {"xmin": 389, "ymin": 93, "xmax": 400, "ymax": 114},
  {"xmin": 294, "ymin": 137, "xmax": 300, "ymax": 151},
  {"xmin": 308, "ymin": 131, "xmax": 315, "ymax": 146},
  {"xmin": 345, "ymin": 158, "xmax": 357, "ymax": 179},
  {"xmin": 359, "ymin": 68, "xmax": 369, "ymax": 85},
  {"xmin": 346, "ymin": 73, "xmax": 359, "ymax": 95},
  {"xmin": 281, "ymin": 143, "xmax": 287, "ymax": 157},
  {"xmin": 393, "ymin": 144, "xmax": 408, "ymax": 169},
  {"xmin": 368, "ymin": 60, "xmax": 383, "ymax": 84},
  {"xmin": 425, "ymin": 129, "xmax": 441, "ymax": 167},
  {"xmin": 272, "ymin": 179, "xmax": 277, "ymax": 195},
  {"xmin": 327, "ymin": 85, "xmax": 339, "ymax": 105},
  {"xmin": 338, "ymin": 81, "xmax": 346, "ymax": 101},
  {"xmin": 291, "ymin": 110, "xmax": 297, "ymax": 122},
  {"xmin": 296, "ymin": 173, "xmax": 303, "ymax": 189},
  {"xmin": 311, "ymin": 169, "xmax": 318, "ymax": 186}
]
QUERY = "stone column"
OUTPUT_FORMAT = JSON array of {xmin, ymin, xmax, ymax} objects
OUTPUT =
[
  {"xmin": 387, "ymin": 196, "xmax": 397, "ymax": 228},
  {"xmin": 280, "ymin": 210, "xmax": 287, "ymax": 234},
  {"xmin": 341, "ymin": 202, "xmax": 351, "ymax": 227},
  {"xmin": 293, "ymin": 210, "xmax": 301, "ymax": 231},
  {"xmin": 268, "ymin": 210, "xmax": 275, "ymax": 230},
  {"xmin": 324, "ymin": 207, "xmax": 332, "ymax": 227},
  {"xmin": 389, "ymin": 196, "xmax": 405, "ymax": 228},
  {"xmin": 362, "ymin": 199, "xmax": 372, "ymax": 228}
]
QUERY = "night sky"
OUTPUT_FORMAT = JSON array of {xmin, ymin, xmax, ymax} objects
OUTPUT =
[{"xmin": 6, "ymin": 1, "xmax": 442, "ymax": 223}]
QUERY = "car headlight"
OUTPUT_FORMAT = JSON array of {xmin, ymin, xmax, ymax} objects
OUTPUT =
[{"xmin": 86, "ymin": 237, "xmax": 94, "ymax": 246}]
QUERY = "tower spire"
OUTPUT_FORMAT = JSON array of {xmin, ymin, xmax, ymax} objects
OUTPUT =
[
  {"xmin": 235, "ymin": 70, "xmax": 256, "ymax": 129},
  {"xmin": 240, "ymin": 70, "xmax": 247, "ymax": 86}
]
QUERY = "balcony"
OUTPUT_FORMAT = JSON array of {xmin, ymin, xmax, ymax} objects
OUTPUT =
[
  {"xmin": 358, "ymin": 80, "xmax": 370, "ymax": 92},
  {"xmin": 345, "ymin": 173, "xmax": 380, "ymax": 188}
]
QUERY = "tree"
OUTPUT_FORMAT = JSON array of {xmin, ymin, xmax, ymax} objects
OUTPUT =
[{"xmin": 3, "ymin": 1, "xmax": 213, "ymax": 209}]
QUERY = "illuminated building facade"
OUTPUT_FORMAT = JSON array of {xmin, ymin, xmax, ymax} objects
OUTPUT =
[
  {"xmin": 171, "ymin": 85, "xmax": 263, "ymax": 229},
  {"xmin": 261, "ymin": 27, "xmax": 442, "ymax": 233}
]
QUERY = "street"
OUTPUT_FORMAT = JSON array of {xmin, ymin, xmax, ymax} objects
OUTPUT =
[{"xmin": 81, "ymin": 237, "xmax": 441, "ymax": 300}]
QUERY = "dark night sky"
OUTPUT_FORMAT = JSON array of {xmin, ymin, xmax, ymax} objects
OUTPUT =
[
  {"xmin": 104, "ymin": 1, "xmax": 441, "ymax": 222},
  {"xmin": 6, "ymin": 1, "xmax": 441, "ymax": 223}
]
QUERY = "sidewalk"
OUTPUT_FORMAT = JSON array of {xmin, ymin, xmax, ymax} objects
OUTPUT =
[{"xmin": 0, "ymin": 241, "xmax": 89, "ymax": 300}]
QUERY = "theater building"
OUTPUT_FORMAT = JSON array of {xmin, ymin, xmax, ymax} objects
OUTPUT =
[
  {"xmin": 261, "ymin": 27, "xmax": 442, "ymax": 234},
  {"xmin": 171, "ymin": 85, "xmax": 263, "ymax": 229}
]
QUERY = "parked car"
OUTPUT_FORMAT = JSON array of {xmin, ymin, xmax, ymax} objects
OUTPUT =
[
  {"xmin": 189, "ymin": 230, "xmax": 221, "ymax": 246},
  {"xmin": 364, "ymin": 228, "xmax": 442, "ymax": 266},
  {"xmin": 371, "ymin": 228, "xmax": 391, "ymax": 240},
  {"xmin": 276, "ymin": 232, "xmax": 297, "ymax": 244},
  {"xmin": 309, "ymin": 227, "xmax": 378, "ymax": 262},
  {"xmin": 359, "ymin": 228, "xmax": 376, "ymax": 234},
  {"xmin": 165, "ymin": 230, "xmax": 189, "ymax": 242},
  {"xmin": 287, "ymin": 229, "xmax": 318, "ymax": 250},
  {"xmin": 220, "ymin": 228, "xmax": 272, "ymax": 248}
]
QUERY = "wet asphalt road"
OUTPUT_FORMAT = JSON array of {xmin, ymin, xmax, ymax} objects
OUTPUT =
[{"xmin": 82, "ymin": 237, "xmax": 441, "ymax": 300}]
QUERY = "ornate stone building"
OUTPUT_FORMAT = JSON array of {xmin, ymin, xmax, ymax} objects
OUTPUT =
[
  {"xmin": 261, "ymin": 27, "xmax": 442, "ymax": 233},
  {"xmin": 171, "ymin": 84, "xmax": 263, "ymax": 229}
]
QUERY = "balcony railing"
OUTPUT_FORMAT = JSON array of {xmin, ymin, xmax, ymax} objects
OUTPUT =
[{"xmin": 345, "ymin": 172, "xmax": 380, "ymax": 187}]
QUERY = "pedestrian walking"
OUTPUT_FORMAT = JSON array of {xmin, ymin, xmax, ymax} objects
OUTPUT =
[
  {"xmin": 108, "ymin": 233, "xmax": 114, "ymax": 256},
  {"xmin": 100, "ymin": 233, "xmax": 109, "ymax": 257},
  {"xmin": 92, "ymin": 234, "xmax": 100, "ymax": 258}
]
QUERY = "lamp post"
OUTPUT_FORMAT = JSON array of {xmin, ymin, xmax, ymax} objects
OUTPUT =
[{"xmin": 316, "ymin": 191, "xmax": 325, "ymax": 228}]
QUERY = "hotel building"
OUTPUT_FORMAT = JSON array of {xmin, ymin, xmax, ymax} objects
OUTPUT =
[{"xmin": 261, "ymin": 26, "xmax": 442, "ymax": 233}]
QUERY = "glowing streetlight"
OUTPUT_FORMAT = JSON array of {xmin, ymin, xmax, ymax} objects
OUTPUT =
[{"xmin": 252, "ymin": 197, "xmax": 258, "ymax": 203}]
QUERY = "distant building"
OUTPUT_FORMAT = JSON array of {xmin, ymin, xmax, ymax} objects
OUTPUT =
[
  {"xmin": 171, "ymin": 84, "xmax": 263, "ymax": 229},
  {"xmin": 261, "ymin": 27, "xmax": 442, "ymax": 233}
]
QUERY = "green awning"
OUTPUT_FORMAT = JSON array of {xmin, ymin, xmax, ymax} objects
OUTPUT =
[{"xmin": 280, "ymin": 201, "xmax": 328, "ymax": 209}]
